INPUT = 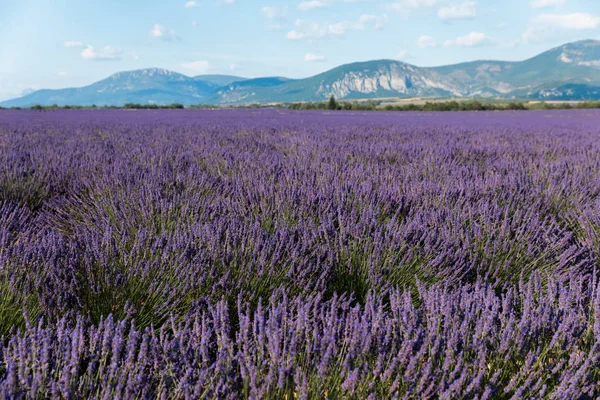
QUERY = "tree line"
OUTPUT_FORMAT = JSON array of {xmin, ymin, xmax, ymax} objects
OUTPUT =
[
  {"xmin": 286, "ymin": 95, "xmax": 600, "ymax": 112},
  {"xmin": 3, "ymin": 96, "xmax": 600, "ymax": 112}
]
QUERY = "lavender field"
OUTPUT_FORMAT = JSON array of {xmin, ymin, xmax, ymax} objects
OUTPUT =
[{"xmin": 1, "ymin": 108, "xmax": 600, "ymax": 398}]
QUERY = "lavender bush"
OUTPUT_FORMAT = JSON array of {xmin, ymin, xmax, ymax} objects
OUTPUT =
[{"xmin": 0, "ymin": 108, "xmax": 599, "ymax": 398}]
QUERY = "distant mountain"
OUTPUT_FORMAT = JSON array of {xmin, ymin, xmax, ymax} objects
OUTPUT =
[
  {"xmin": 432, "ymin": 40, "xmax": 600, "ymax": 98},
  {"xmin": 212, "ymin": 61, "xmax": 464, "ymax": 104},
  {"xmin": 2, "ymin": 68, "xmax": 220, "ymax": 107},
  {"xmin": 3, "ymin": 40, "xmax": 600, "ymax": 107},
  {"xmin": 194, "ymin": 75, "xmax": 248, "ymax": 87},
  {"xmin": 212, "ymin": 77, "xmax": 295, "ymax": 103}
]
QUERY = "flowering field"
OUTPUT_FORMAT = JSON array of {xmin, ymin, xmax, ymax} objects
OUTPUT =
[{"xmin": 1, "ymin": 108, "xmax": 600, "ymax": 398}]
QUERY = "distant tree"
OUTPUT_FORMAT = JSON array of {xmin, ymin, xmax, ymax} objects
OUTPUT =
[
  {"xmin": 327, "ymin": 95, "xmax": 338, "ymax": 110},
  {"xmin": 470, "ymin": 101, "xmax": 484, "ymax": 111},
  {"xmin": 30, "ymin": 105, "xmax": 43, "ymax": 111},
  {"xmin": 576, "ymin": 101, "xmax": 600, "ymax": 109},
  {"xmin": 542, "ymin": 102, "xmax": 555, "ymax": 110},
  {"xmin": 506, "ymin": 102, "xmax": 526, "ymax": 110}
]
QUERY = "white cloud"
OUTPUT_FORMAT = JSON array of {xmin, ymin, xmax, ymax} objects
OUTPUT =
[
  {"xmin": 500, "ymin": 39, "xmax": 521, "ymax": 48},
  {"xmin": 20, "ymin": 88, "xmax": 38, "ymax": 97},
  {"xmin": 298, "ymin": 0, "xmax": 374, "ymax": 11},
  {"xmin": 220, "ymin": 0, "xmax": 235, "ymax": 4},
  {"xmin": 530, "ymin": 0, "xmax": 566, "ymax": 8},
  {"xmin": 57, "ymin": 72, "xmax": 69, "ymax": 77},
  {"xmin": 286, "ymin": 21, "xmax": 322, "ymax": 39},
  {"xmin": 418, "ymin": 32, "xmax": 489, "ymax": 48},
  {"xmin": 404, "ymin": 0, "xmax": 438, "ymax": 5},
  {"xmin": 261, "ymin": 6, "xmax": 277, "ymax": 18},
  {"xmin": 535, "ymin": 13, "xmax": 600, "ymax": 29},
  {"xmin": 81, "ymin": 45, "xmax": 121, "ymax": 61},
  {"xmin": 386, "ymin": 0, "xmax": 438, "ymax": 14},
  {"xmin": 418, "ymin": 32, "xmax": 490, "ymax": 48},
  {"xmin": 151, "ymin": 24, "xmax": 181, "ymax": 42},
  {"xmin": 261, "ymin": 6, "xmax": 287, "ymax": 20},
  {"xmin": 184, "ymin": 1, "xmax": 198, "ymax": 7},
  {"xmin": 437, "ymin": 1, "xmax": 477, "ymax": 21},
  {"xmin": 286, "ymin": 14, "xmax": 387, "ymax": 40},
  {"xmin": 286, "ymin": 30, "xmax": 307, "ymax": 40},
  {"xmin": 417, "ymin": 35, "xmax": 437, "ymax": 48},
  {"xmin": 304, "ymin": 53, "xmax": 326, "ymax": 62},
  {"xmin": 396, "ymin": 50, "xmax": 409, "ymax": 59},
  {"xmin": 444, "ymin": 31, "xmax": 487, "ymax": 47},
  {"xmin": 64, "ymin": 41, "xmax": 84, "ymax": 48},
  {"xmin": 181, "ymin": 60, "xmax": 212, "ymax": 73},
  {"xmin": 298, "ymin": 0, "xmax": 329, "ymax": 10},
  {"xmin": 328, "ymin": 14, "xmax": 387, "ymax": 34},
  {"xmin": 523, "ymin": 13, "xmax": 600, "ymax": 42},
  {"xmin": 359, "ymin": 14, "xmax": 388, "ymax": 29},
  {"xmin": 266, "ymin": 24, "xmax": 284, "ymax": 31},
  {"xmin": 66, "ymin": 41, "xmax": 121, "ymax": 61}
]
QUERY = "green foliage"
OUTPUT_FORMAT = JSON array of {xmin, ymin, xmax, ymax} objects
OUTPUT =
[
  {"xmin": 575, "ymin": 100, "xmax": 600, "ymax": 109},
  {"xmin": 286, "ymin": 99, "xmax": 572, "ymax": 112},
  {"xmin": 6, "ymin": 99, "xmax": 600, "ymax": 112},
  {"xmin": 24, "ymin": 103, "xmax": 188, "ymax": 111},
  {"xmin": 506, "ymin": 102, "xmax": 527, "ymax": 110},
  {"xmin": 327, "ymin": 95, "xmax": 339, "ymax": 110},
  {"xmin": 288, "ymin": 99, "xmax": 534, "ymax": 112},
  {"xmin": 0, "ymin": 279, "xmax": 41, "ymax": 337},
  {"xmin": 126, "ymin": 103, "xmax": 159, "ymax": 109}
]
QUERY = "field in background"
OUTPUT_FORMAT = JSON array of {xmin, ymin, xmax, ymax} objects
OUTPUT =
[{"xmin": 1, "ymin": 109, "xmax": 600, "ymax": 398}]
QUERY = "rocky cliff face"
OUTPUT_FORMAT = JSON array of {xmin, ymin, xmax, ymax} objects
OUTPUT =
[
  {"xmin": 313, "ymin": 62, "xmax": 465, "ymax": 99},
  {"xmin": 556, "ymin": 40, "xmax": 600, "ymax": 68},
  {"xmin": 317, "ymin": 64, "xmax": 463, "ymax": 98}
]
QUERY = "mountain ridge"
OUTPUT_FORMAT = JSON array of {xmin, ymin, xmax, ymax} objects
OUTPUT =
[{"xmin": 3, "ymin": 40, "xmax": 600, "ymax": 107}]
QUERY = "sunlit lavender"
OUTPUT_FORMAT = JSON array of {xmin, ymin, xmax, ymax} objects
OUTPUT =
[{"xmin": 1, "ymin": 108, "xmax": 600, "ymax": 398}]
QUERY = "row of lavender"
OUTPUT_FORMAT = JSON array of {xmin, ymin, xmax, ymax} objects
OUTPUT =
[
  {"xmin": 1, "ymin": 109, "xmax": 600, "ymax": 397},
  {"xmin": 2, "ymin": 276, "xmax": 599, "ymax": 399}
]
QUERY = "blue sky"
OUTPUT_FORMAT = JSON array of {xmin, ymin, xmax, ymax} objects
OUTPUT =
[{"xmin": 1, "ymin": 0, "xmax": 600, "ymax": 100}]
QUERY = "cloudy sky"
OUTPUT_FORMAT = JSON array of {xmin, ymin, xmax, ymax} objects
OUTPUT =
[{"xmin": 1, "ymin": 0, "xmax": 599, "ymax": 100}]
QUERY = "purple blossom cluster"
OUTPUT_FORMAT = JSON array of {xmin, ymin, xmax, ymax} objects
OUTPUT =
[
  {"xmin": 1, "ymin": 108, "xmax": 600, "ymax": 397},
  {"xmin": 2, "ymin": 276, "xmax": 600, "ymax": 398}
]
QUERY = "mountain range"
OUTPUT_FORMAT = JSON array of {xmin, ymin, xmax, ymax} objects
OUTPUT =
[{"xmin": 3, "ymin": 40, "xmax": 600, "ymax": 107}]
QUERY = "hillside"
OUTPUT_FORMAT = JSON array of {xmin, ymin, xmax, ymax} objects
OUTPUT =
[{"xmin": 3, "ymin": 40, "xmax": 600, "ymax": 107}]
